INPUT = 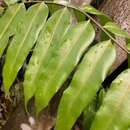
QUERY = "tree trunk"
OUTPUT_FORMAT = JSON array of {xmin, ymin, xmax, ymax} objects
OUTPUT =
[{"xmin": 99, "ymin": 0, "xmax": 130, "ymax": 71}]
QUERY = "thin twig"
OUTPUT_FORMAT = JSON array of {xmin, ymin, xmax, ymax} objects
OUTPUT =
[{"xmin": 24, "ymin": 0, "xmax": 130, "ymax": 54}]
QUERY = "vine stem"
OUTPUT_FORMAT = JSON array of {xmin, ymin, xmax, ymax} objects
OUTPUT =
[{"xmin": 25, "ymin": 0, "xmax": 130, "ymax": 54}]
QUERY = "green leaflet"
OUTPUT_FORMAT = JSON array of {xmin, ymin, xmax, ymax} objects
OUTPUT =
[
  {"xmin": 97, "ymin": 88, "xmax": 106, "ymax": 107},
  {"xmin": 24, "ymin": 7, "xmax": 72, "ymax": 110},
  {"xmin": 83, "ymin": 5, "xmax": 104, "ymax": 15},
  {"xmin": 104, "ymin": 22, "xmax": 130, "ymax": 38},
  {"xmin": 104, "ymin": 22, "xmax": 130, "ymax": 56},
  {"xmin": 55, "ymin": 40, "xmax": 116, "ymax": 130},
  {"xmin": 82, "ymin": 5, "xmax": 111, "ymax": 25},
  {"xmin": 3, "ymin": 2, "xmax": 49, "ymax": 92},
  {"xmin": 83, "ymin": 88, "xmax": 106, "ymax": 130},
  {"xmin": 127, "ymin": 42, "xmax": 130, "ymax": 51},
  {"xmin": 0, "ymin": 3, "xmax": 26, "ymax": 57},
  {"xmin": 83, "ymin": 96, "xmax": 97, "ymax": 130},
  {"xmin": 90, "ymin": 69, "xmax": 130, "ymax": 130},
  {"xmin": 35, "ymin": 20, "xmax": 95, "ymax": 114}
]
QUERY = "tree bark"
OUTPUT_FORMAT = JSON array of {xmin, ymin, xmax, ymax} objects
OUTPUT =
[{"xmin": 99, "ymin": 0, "xmax": 130, "ymax": 71}]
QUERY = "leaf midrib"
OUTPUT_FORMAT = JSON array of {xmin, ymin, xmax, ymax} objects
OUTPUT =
[
  {"xmin": 0, "ymin": 4, "xmax": 22, "ymax": 40},
  {"xmin": 42, "ymin": 22, "xmax": 91, "ymax": 95},
  {"xmin": 8, "ymin": 3, "xmax": 43, "ymax": 80},
  {"xmin": 26, "ymin": 8, "xmax": 68, "ymax": 89},
  {"xmin": 67, "ymin": 42, "xmax": 112, "ymax": 119}
]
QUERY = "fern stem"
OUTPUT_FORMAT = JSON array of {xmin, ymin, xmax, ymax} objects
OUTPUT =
[{"xmin": 24, "ymin": 0, "xmax": 130, "ymax": 54}]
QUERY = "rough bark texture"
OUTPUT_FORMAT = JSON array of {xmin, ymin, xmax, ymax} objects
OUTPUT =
[{"xmin": 100, "ymin": 0, "xmax": 130, "ymax": 71}]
